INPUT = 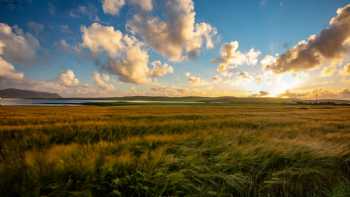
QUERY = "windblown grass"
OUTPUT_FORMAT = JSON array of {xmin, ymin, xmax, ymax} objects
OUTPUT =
[{"xmin": 1, "ymin": 105, "xmax": 350, "ymax": 196}]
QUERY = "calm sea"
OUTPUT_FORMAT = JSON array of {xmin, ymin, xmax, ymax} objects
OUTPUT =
[{"xmin": 0, "ymin": 98, "xmax": 203, "ymax": 106}]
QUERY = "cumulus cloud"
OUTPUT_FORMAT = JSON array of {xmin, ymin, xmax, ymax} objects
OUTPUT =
[
  {"xmin": 149, "ymin": 61, "xmax": 174, "ymax": 78},
  {"xmin": 0, "ymin": 23, "xmax": 39, "ymax": 65},
  {"xmin": 105, "ymin": 41, "xmax": 150, "ymax": 84},
  {"xmin": 81, "ymin": 23, "xmax": 172, "ymax": 84},
  {"xmin": 0, "ymin": 23, "xmax": 42, "ymax": 82},
  {"xmin": 0, "ymin": 37, "xmax": 24, "ymax": 81},
  {"xmin": 186, "ymin": 72, "xmax": 202, "ymax": 85},
  {"xmin": 0, "ymin": 57, "xmax": 24, "ymax": 81},
  {"xmin": 102, "ymin": 0, "xmax": 152, "ymax": 15},
  {"xmin": 215, "ymin": 41, "xmax": 240, "ymax": 74},
  {"xmin": 82, "ymin": 23, "xmax": 148, "ymax": 84},
  {"xmin": 93, "ymin": 72, "xmax": 115, "ymax": 91},
  {"xmin": 127, "ymin": 0, "xmax": 217, "ymax": 61},
  {"xmin": 102, "ymin": 0, "xmax": 125, "ymax": 15},
  {"xmin": 260, "ymin": 54, "xmax": 277, "ymax": 69},
  {"xmin": 213, "ymin": 41, "xmax": 261, "ymax": 75},
  {"xmin": 266, "ymin": 4, "xmax": 350, "ymax": 73},
  {"xmin": 58, "ymin": 69, "xmax": 79, "ymax": 87},
  {"xmin": 0, "ymin": 46, "xmax": 24, "ymax": 81},
  {"xmin": 245, "ymin": 48, "xmax": 261, "ymax": 65},
  {"xmin": 81, "ymin": 23, "xmax": 123, "ymax": 57}
]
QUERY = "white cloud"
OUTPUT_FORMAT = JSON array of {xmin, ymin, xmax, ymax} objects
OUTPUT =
[
  {"xmin": 260, "ymin": 54, "xmax": 277, "ymax": 69},
  {"xmin": 0, "ymin": 56, "xmax": 24, "ymax": 81},
  {"xmin": 127, "ymin": 0, "xmax": 217, "ymax": 61},
  {"xmin": 102, "ymin": 0, "xmax": 125, "ymax": 15},
  {"xmin": 93, "ymin": 72, "xmax": 115, "ymax": 91},
  {"xmin": 245, "ymin": 48, "xmax": 261, "ymax": 65},
  {"xmin": 58, "ymin": 69, "xmax": 79, "ymax": 87},
  {"xmin": 0, "ymin": 39, "xmax": 24, "ymax": 81},
  {"xmin": 186, "ymin": 72, "xmax": 202, "ymax": 86},
  {"xmin": 102, "ymin": 0, "xmax": 152, "ymax": 15},
  {"xmin": 105, "ymin": 40, "xmax": 150, "ymax": 84},
  {"xmin": 81, "ymin": 23, "xmax": 123, "ymax": 57},
  {"xmin": 213, "ymin": 41, "xmax": 261, "ymax": 75},
  {"xmin": 149, "ymin": 61, "xmax": 174, "ymax": 78},
  {"xmin": 81, "ymin": 23, "xmax": 170, "ymax": 84},
  {"xmin": 0, "ymin": 23, "xmax": 39, "ymax": 65}
]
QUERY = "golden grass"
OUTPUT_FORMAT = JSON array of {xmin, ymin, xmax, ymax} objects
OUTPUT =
[{"xmin": 1, "ymin": 104, "xmax": 350, "ymax": 196}]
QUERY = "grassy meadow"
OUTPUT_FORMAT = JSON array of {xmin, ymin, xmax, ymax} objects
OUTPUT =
[{"xmin": 1, "ymin": 104, "xmax": 350, "ymax": 196}]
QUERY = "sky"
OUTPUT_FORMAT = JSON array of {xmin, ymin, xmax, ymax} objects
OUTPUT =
[{"xmin": 0, "ymin": 0, "xmax": 350, "ymax": 99}]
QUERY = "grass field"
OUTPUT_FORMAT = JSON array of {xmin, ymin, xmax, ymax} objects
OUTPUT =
[{"xmin": 1, "ymin": 104, "xmax": 350, "ymax": 196}]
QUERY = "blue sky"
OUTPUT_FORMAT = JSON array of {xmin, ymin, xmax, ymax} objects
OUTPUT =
[{"xmin": 0, "ymin": 0, "xmax": 350, "ymax": 98}]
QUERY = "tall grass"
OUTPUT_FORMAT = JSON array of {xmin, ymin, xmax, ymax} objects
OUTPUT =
[{"xmin": 0, "ymin": 105, "xmax": 350, "ymax": 196}]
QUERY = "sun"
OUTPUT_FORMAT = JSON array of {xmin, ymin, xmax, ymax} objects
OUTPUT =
[
  {"xmin": 269, "ymin": 82, "xmax": 294, "ymax": 97},
  {"xmin": 269, "ymin": 73, "xmax": 307, "ymax": 97}
]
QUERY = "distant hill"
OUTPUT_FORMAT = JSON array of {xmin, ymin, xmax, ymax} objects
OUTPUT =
[{"xmin": 0, "ymin": 88, "xmax": 61, "ymax": 99}]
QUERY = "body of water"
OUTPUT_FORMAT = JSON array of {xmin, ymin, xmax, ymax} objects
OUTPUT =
[{"xmin": 0, "ymin": 98, "xmax": 203, "ymax": 106}]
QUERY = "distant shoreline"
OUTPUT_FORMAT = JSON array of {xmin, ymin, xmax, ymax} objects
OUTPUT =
[{"xmin": 1, "ymin": 97, "xmax": 350, "ymax": 106}]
